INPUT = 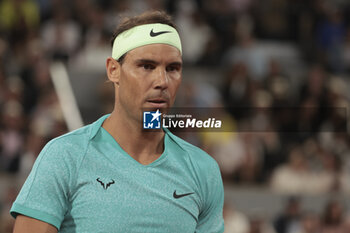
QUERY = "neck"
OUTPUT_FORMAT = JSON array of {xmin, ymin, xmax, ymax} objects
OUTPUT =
[{"xmin": 102, "ymin": 110, "xmax": 165, "ymax": 165}]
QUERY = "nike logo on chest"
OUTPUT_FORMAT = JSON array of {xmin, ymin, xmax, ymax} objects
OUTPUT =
[{"xmin": 173, "ymin": 190, "xmax": 194, "ymax": 199}]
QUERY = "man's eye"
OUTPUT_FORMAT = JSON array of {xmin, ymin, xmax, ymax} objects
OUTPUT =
[
  {"xmin": 142, "ymin": 64, "xmax": 155, "ymax": 70},
  {"xmin": 166, "ymin": 66, "xmax": 179, "ymax": 72}
]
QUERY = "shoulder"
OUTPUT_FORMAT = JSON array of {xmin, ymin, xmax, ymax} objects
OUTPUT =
[
  {"xmin": 37, "ymin": 124, "xmax": 93, "ymax": 165},
  {"xmin": 166, "ymin": 130, "xmax": 220, "ymax": 173},
  {"xmin": 47, "ymin": 124, "xmax": 91, "ymax": 148}
]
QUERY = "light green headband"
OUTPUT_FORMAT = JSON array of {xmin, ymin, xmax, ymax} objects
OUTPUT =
[{"xmin": 112, "ymin": 23, "xmax": 182, "ymax": 60}]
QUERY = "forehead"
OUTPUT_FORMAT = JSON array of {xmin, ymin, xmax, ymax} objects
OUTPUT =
[{"xmin": 126, "ymin": 44, "xmax": 182, "ymax": 63}]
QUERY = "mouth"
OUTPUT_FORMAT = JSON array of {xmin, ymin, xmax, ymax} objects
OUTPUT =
[{"xmin": 146, "ymin": 98, "xmax": 168, "ymax": 108}]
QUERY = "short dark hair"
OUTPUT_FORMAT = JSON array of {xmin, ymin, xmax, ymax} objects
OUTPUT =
[{"xmin": 111, "ymin": 11, "xmax": 177, "ymax": 64}]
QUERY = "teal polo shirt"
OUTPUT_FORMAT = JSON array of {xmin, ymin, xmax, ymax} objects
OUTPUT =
[{"xmin": 11, "ymin": 115, "xmax": 224, "ymax": 232}]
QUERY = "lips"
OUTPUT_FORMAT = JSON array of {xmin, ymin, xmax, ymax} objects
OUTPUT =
[
  {"xmin": 146, "ymin": 97, "xmax": 169, "ymax": 108},
  {"xmin": 147, "ymin": 98, "xmax": 167, "ymax": 103}
]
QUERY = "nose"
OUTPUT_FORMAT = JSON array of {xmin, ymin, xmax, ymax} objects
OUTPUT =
[{"xmin": 153, "ymin": 67, "xmax": 168, "ymax": 90}]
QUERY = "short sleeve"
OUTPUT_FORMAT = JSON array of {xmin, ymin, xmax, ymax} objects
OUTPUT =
[
  {"xmin": 10, "ymin": 139, "xmax": 73, "ymax": 230},
  {"xmin": 196, "ymin": 162, "xmax": 225, "ymax": 233}
]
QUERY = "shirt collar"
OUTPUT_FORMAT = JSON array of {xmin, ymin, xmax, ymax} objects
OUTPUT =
[
  {"xmin": 89, "ymin": 114, "xmax": 110, "ymax": 140},
  {"xmin": 88, "ymin": 115, "xmax": 178, "ymax": 143}
]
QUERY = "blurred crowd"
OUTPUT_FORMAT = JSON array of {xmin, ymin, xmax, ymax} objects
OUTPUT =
[
  {"xmin": 0, "ymin": 0, "xmax": 350, "ymax": 232},
  {"xmin": 224, "ymin": 197, "xmax": 350, "ymax": 233}
]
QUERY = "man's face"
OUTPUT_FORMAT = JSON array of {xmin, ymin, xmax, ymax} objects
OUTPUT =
[{"xmin": 115, "ymin": 44, "xmax": 182, "ymax": 122}]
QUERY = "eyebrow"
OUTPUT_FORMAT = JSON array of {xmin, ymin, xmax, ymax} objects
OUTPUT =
[
  {"xmin": 169, "ymin": 61, "xmax": 183, "ymax": 67},
  {"xmin": 136, "ymin": 59, "xmax": 158, "ymax": 65},
  {"xmin": 135, "ymin": 59, "xmax": 182, "ymax": 66}
]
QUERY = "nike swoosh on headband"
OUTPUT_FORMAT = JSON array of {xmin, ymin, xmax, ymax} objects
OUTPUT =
[{"xmin": 150, "ymin": 29, "xmax": 172, "ymax": 37}]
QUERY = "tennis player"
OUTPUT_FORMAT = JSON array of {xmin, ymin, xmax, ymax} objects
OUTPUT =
[{"xmin": 11, "ymin": 11, "xmax": 224, "ymax": 233}]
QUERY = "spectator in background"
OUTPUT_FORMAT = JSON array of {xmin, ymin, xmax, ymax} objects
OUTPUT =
[
  {"xmin": 203, "ymin": 0, "xmax": 236, "ymax": 49},
  {"xmin": 224, "ymin": 201, "xmax": 250, "ymax": 233},
  {"xmin": 270, "ymin": 146, "xmax": 310, "ymax": 194},
  {"xmin": 321, "ymin": 200, "xmax": 345, "ymax": 233},
  {"xmin": 41, "ymin": 6, "xmax": 81, "ymax": 62},
  {"xmin": 203, "ymin": 131, "xmax": 243, "ymax": 181},
  {"xmin": 316, "ymin": 6, "xmax": 346, "ymax": 73},
  {"xmin": 302, "ymin": 141, "xmax": 341, "ymax": 193},
  {"xmin": 291, "ymin": 212, "xmax": 320, "ymax": 233},
  {"xmin": 249, "ymin": 215, "xmax": 277, "ymax": 233},
  {"xmin": 321, "ymin": 76, "xmax": 349, "ymax": 132},
  {"xmin": 274, "ymin": 196, "xmax": 302, "ymax": 233},
  {"xmin": 29, "ymin": 88, "xmax": 66, "ymax": 139},
  {"xmin": 234, "ymin": 132, "xmax": 265, "ymax": 183},
  {"xmin": 254, "ymin": 0, "xmax": 292, "ymax": 40},
  {"xmin": 264, "ymin": 59, "xmax": 293, "ymax": 106},
  {"xmin": 271, "ymin": 143, "xmax": 339, "ymax": 194},
  {"xmin": 222, "ymin": 14, "xmax": 269, "ymax": 80},
  {"xmin": 19, "ymin": 39, "xmax": 50, "ymax": 114},
  {"xmin": 0, "ymin": 99, "xmax": 25, "ymax": 174},
  {"xmin": 342, "ymin": 28, "xmax": 350, "ymax": 72},
  {"xmin": 175, "ymin": 1, "xmax": 213, "ymax": 64},
  {"xmin": 318, "ymin": 150, "xmax": 342, "ymax": 192},
  {"xmin": 299, "ymin": 65, "xmax": 328, "ymax": 107},
  {"xmin": 222, "ymin": 62, "xmax": 254, "ymax": 120},
  {"xmin": 297, "ymin": 65, "xmax": 329, "ymax": 138}
]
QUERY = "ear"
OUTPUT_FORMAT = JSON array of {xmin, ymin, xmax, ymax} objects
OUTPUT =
[{"xmin": 106, "ymin": 57, "xmax": 120, "ymax": 85}]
